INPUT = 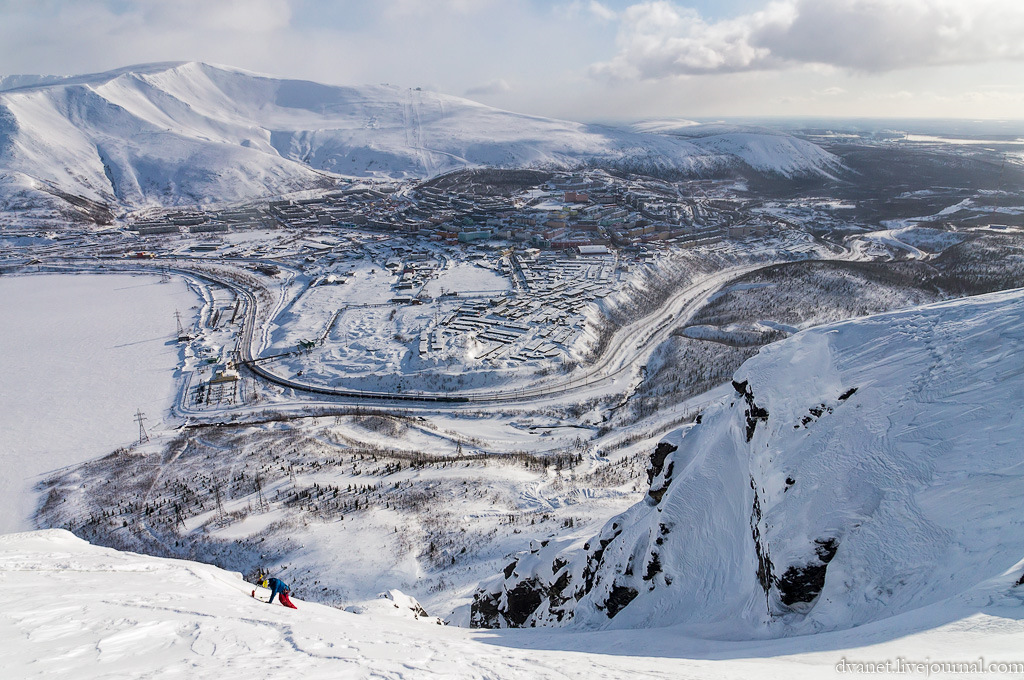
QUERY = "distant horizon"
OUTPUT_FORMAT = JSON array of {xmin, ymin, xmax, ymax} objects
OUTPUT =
[
  {"xmin": 2, "ymin": 1, "xmax": 1023, "ymax": 122},
  {"xmin": 3, "ymin": 59, "xmax": 1024, "ymax": 135}
]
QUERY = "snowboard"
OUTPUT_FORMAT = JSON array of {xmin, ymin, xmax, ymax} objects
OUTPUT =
[
  {"xmin": 251, "ymin": 586, "xmax": 272, "ymax": 603},
  {"xmin": 251, "ymin": 586, "xmax": 298, "ymax": 609}
]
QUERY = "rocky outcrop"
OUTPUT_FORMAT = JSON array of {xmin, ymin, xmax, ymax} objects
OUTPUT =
[
  {"xmin": 733, "ymin": 380, "xmax": 769, "ymax": 442},
  {"xmin": 776, "ymin": 538, "xmax": 839, "ymax": 611},
  {"xmin": 474, "ymin": 291, "xmax": 1024, "ymax": 635},
  {"xmin": 470, "ymin": 441, "xmax": 680, "ymax": 629},
  {"xmin": 645, "ymin": 441, "xmax": 678, "ymax": 505}
]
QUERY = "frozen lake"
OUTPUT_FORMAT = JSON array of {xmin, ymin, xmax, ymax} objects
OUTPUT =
[{"xmin": 0, "ymin": 273, "xmax": 198, "ymax": 533}]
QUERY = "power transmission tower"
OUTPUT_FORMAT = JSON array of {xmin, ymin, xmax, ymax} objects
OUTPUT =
[
  {"xmin": 213, "ymin": 482, "xmax": 225, "ymax": 522},
  {"xmin": 175, "ymin": 310, "xmax": 185, "ymax": 337},
  {"xmin": 255, "ymin": 473, "xmax": 267, "ymax": 513},
  {"xmin": 134, "ymin": 409, "xmax": 149, "ymax": 444}
]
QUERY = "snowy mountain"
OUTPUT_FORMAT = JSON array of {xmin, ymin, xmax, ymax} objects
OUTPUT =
[
  {"xmin": 0, "ymin": 62, "xmax": 843, "ymax": 218},
  {"xmin": 632, "ymin": 119, "xmax": 843, "ymax": 178},
  {"xmin": 473, "ymin": 288, "xmax": 1024, "ymax": 635}
]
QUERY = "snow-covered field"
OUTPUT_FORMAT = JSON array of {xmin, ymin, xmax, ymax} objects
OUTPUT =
[
  {"xmin": 0, "ymin": 273, "xmax": 197, "ymax": 533},
  {"xmin": 3, "ymin": 529, "xmax": 1024, "ymax": 679}
]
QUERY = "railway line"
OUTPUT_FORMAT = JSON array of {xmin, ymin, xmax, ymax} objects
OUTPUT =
[
  {"xmin": 36, "ymin": 256, "xmax": 764, "ymax": 409},
  {"xmin": 220, "ymin": 261, "xmax": 763, "ymax": 405}
]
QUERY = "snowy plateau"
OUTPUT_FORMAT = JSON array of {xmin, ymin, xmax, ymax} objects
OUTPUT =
[{"xmin": 3, "ymin": 61, "xmax": 1024, "ymax": 679}]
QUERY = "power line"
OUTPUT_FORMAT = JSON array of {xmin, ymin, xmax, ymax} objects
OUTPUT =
[{"xmin": 134, "ymin": 409, "xmax": 149, "ymax": 444}]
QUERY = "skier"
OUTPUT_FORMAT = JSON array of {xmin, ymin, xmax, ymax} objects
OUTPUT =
[{"xmin": 253, "ymin": 573, "xmax": 297, "ymax": 609}]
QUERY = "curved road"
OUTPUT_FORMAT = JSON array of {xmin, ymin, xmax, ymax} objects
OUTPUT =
[
  {"xmin": 39, "ymin": 257, "xmax": 763, "ymax": 408},
  {"xmin": 218, "ymin": 262, "xmax": 762, "ymax": 405}
]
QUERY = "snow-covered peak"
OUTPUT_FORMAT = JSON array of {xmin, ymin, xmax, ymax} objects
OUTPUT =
[
  {"xmin": 0, "ymin": 73, "xmax": 77, "ymax": 93},
  {"xmin": 630, "ymin": 118, "xmax": 705, "ymax": 134},
  {"xmin": 0, "ymin": 62, "xmax": 844, "ymax": 217},
  {"xmin": 473, "ymin": 288, "xmax": 1024, "ymax": 636},
  {"xmin": 0, "ymin": 62, "xmax": 204, "ymax": 93}
]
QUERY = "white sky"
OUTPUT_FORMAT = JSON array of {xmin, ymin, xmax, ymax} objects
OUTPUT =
[{"xmin": 2, "ymin": 0, "xmax": 1024, "ymax": 122}]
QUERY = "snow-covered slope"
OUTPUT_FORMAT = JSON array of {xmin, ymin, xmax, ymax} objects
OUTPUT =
[
  {"xmin": 0, "ymin": 62, "xmax": 843, "ymax": 217},
  {"xmin": 0, "ymin": 73, "xmax": 77, "ymax": 92},
  {"xmin": 5, "ymin": 529, "xmax": 1024, "ymax": 679},
  {"xmin": 633, "ymin": 120, "xmax": 843, "ymax": 178},
  {"xmin": 473, "ymin": 288, "xmax": 1024, "ymax": 636}
]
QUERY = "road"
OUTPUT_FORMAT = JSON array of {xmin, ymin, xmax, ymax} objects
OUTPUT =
[
  {"xmin": 35, "ymin": 257, "xmax": 763, "ymax": 408},
  {"xmin": 218, "ymin": 261, "xmax": 762, "ymax": 405}
]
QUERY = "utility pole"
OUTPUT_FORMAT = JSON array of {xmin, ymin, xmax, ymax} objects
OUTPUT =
[
  {"xmin": 255, "ymin": 473, "xmax": 267, "ymax": 513},
  {"xmin": 174, "ymin": 503, "xmax": 185, "ymax": 530},
  {"xmin": 134, "ymin": 409, "xmax": 149, "ymax": 444},
  {"xmin": 213, "ymin": 482, "xmax": 225, "ymax": 522}
]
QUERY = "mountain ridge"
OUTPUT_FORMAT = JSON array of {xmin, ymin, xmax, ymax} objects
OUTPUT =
[
  {"xmin": 0, "ymin": 62, "xmax": 844, "ymax": 220},
  {"xmin": 472, "ymin": 287, "xmax": 1024, "ymax": 636}
]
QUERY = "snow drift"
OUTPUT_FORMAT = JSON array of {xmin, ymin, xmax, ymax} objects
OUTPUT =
[
  {"xmin": 473, "ymin": 288, "xmax": 1024, "ymax": 636},
  {"xmin": 0, "ymin": 62, "xmax": 843, "ymax": 218}
]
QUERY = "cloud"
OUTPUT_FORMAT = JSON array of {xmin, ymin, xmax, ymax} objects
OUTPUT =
[
  {"xmin": 383, "ymin": 0, "xmax": 497, "ymax": 18},
  {"xmin": 557, "ymin": 1, "xmax": 617, "ymax": 22},
  {"xmin": 465, "ymin": 79, "xmax": 511, "ymax": 96},
  {"xmin": 142, "ymin": 0, "xmax": 293, "ymax": 33},
  {"xmin": 587, "ymin": 1, "xmax": 617, "ymax": 22},
  {"xmin": 592, "ymin": 0, "xmax": 1024, "ymax": 80}
]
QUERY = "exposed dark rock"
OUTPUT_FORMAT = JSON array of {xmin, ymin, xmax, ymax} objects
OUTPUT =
[
  {"xmin": 582, "ymin": 546, "xmax": 606, "ymax": 594},
  {"xmin": 470, "ymin": 436, "xmax": 687, "ymax": 629},
  {"xmin": 815, "ymin": 537, "xmax": 839, "ymax": 563},
  {"xmin": 647, "ymin": 461, "xmax": 674, "ymax": 504},
  {"xmin": 470, "ymin": 590, "xmax": 501, "ymax": 629},
  {"xmin": 604, "ymin": 584, "xmax": 639, "ymax": 618},
  {"xmin": 838, "ymin": 387, "xmax": 858, "ymax": 401},
  {"xmin": 549, "ymin": 568, "xmax": 572, "ymax": 611},
  {"xmin": 504, "ymin": 579, "xmax": 544, "ymax": 627},
  {"xmin": 734, "ymin": 380, "xmax": 770, "ymax": 441},
  {"xmin": 1016, "ymin": 572, "xmax": 1024, "ymax": 587},
  {"xmin": 777, "ymin": 537, "xmax": 840, "ymax": 609},
  {"xmin": 750, "ymin": 478, "xmax": 774, "ymax": 600},
  {"xmin": 408, "ymin": 599, "xmax": 430, "ymax": 618},
  {"xmin": 643, "ymin": 551, "xmax": 662, "ymax": 581},
  {"xmin": 646, "ymin": 441, "xmax": 678, "ymax": 486},
  {"xmin": 745, "ymin": 403, "xmax": 769, "ymax": 441}
]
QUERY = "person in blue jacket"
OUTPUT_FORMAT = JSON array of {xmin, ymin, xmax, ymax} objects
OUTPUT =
[{"xmin": 254, "ymin": 573, "xmax": 297, "ymax": 608}]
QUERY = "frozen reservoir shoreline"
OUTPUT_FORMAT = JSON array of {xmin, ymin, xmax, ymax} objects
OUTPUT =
[{"xmin": 0, "ymin": 273, "xmax": 198, "ymax": 534}]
